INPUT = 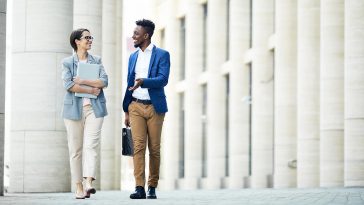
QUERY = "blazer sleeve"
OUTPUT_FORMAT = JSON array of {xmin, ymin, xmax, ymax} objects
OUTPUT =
[
  {"xmin": 61, "ymin": 59, "xmax": 75, "ymax": 91},
  {"xmin": 98, "ymin": 57, "xmax": 108, "ymax": 88},
  {"xmin": 141, "ymin": 51, "xmax": 170, "ymax": 89}
]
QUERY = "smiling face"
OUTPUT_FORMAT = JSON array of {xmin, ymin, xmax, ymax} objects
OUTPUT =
[
  {"xmin": 76, "ymin": 31, "xmax": 93, "ymax": 51},
  {"xmin": 132, "ymin": 25, "xmax": 148, "ymax": 48}
]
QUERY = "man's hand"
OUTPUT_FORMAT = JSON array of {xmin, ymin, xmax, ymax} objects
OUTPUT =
[
  {"xmin": 73, "ymin": 76, "xmax": 84, "ymax": 85},
  {"xmin": 128, "ymin": 78, "xmax": 144, "ymax": 91},
  {"xmin": 124, "ymin": 112, "xmax": 130, "ymax": 127},
  {"xmin": 90, "ymin": 87, "xmax": 101, "ymax": 96}
]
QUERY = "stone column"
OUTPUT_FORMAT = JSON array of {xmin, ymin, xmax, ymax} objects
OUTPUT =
[
  {"xmin": 183, "ymin": 0, "xmax": 203, "ymax": 190},
  {"xmin": 114, "ymin": 0, "xmax": 122, "ymax": 190},
  {"xmin": 320, "ymin": 0, "xmax": 344, "ymax": 187},
  {"xmin": 73, "ymin": 0, "xmax": 102, "ymax": 56},
  {"xmin": 0, "ymin": 0, "xmax": 6, "ymax": 196},
  {"xmin": 9, "ymin": 0, "xmax": 73, "ymax": 192},
  {"xmin": 274, "ymin": 0, "xmax": 297, "ymax": 188},
  {"xmin": 161, "ymin": 0, "xmax": 180, "ymax": 189},
  {"xmin": 344, "ymin": 0, "xmax": 364, "ymax": 187},
  {"xmin": 100, "ymin": 0, "xmax": 117, "ymax": 190},
  {"xmin": 206, "ymin": 0, "xmax": 227, "ymax": 189},
  {"xmin": 73, "ymin": 0, "xmax": 102, "ymax": 189},
  {"xmin": 296, "ymin": 0, "xmax": 320, "ymax": 188},
  {"xmin": 251, "ymin": 0, "xmax": 274, "ymax": 188},
  {"xmin": 227, "ymin": 0, "xmax": 251, "ymax": 189}
]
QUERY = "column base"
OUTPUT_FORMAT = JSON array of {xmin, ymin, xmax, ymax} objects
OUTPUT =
[
  {"xmin": 9, "ymin": 131, "xmax": 70, "ymax": 193},
  {"xmin": 158, "ymin": 178, "xmax": 177, "ymax": 190},
  {"xmin": 200, "ymin": 177, "xmax": 223, "ymax": 189},
  {"xmin": 225, "ymin": 176, "xmax": 247, "ymax": 189},
  {"xmin": 251, "ymin": 174, "xmax": 273, "ymax": 188},
  {"xmin": 274, "ymin": 173, "xmax": 297, "ymax": 188},
  {"xmin": 345, "ymin": 181, "xmax": 364, "ymax": 187},
  {"xmin": 177, "ymin": 177, "xmax": 200, "ymax": 190}
]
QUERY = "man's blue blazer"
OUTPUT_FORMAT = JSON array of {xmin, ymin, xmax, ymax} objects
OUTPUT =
[{"xmin": 123, "ymin": 45, "xmax": 170, "ymax": 114}]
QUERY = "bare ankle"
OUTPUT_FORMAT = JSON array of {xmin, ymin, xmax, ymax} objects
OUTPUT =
[{"xmin": 76, "ymin": 182, "xmax": 83, "ymax": 191}]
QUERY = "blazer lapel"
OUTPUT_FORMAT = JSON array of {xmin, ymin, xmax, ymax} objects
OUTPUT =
[
  {"xmin": 73, "ymin": 53, "xmax": 94, "ymax": 65},
  {"xmin": 71, "ymin": 54, "xmax": 78, "ymax": 77},
  {"xmin": 73, "ymin": 54, "xmax": 78, "ymax": 67},
  {"xmin": 148, "ymin": 45, "xmax": 156, "ymax": 77},
  {"xmin": 87, "ymin": 53, "xmax": 96, "ymax": 64},
  {"xmin": 129, "ymin": 52, "xmax": 138, "ymax": 81}
]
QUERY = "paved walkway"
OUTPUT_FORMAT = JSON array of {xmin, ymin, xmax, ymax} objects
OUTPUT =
[{"xmin": 1, "ymin": 188, "xmax": 364, "ymax": 205}]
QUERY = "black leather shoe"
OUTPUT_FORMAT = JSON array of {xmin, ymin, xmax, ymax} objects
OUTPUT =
[
  {"xmin": 147, "ymin": 186, "xmax": 157, "ymax": 199},
  {"xmin": 130, "ymin": 186, "xmax": 146, "ymax": 199}
]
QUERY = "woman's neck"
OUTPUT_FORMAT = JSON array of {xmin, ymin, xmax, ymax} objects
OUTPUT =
[{"xmin": 76, "ymin": 50, "xmax": 88, "ymax": 61}]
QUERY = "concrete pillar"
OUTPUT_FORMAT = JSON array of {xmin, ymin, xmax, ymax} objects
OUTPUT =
[
  {"xmin": 206, "ymin": 0, "xmax": 227, "ymax": 189},
  {"xmin": 0, "ymin": 0, "xmax": 6, "ymax": 196},
  {"xmin": 73, "ymin": 0, "xmax": 102, "ymax": 56},
  {"xmin": 73, "ymin": 0, "xmax": 102, "ymax": 189},
  {"xmin": 320, "ymin": 0, "xmax": 344, "ymax": 187},
  {"xmin": 9, "ymin": 0, "xmax": 73, "ymax": 192},
  {"xmin": 183, "ymin": 0, "xmax": 203, "ymax": 190},
  {"xmin": 344, "ymin": 0, "xmax": 364, "ymax": 187},
  {"xmin": 160, "ymin": 0, "xmax": 180, "ymax": 189},
  {"xmin": 296, "ymin": 0, "xmax": 320, "ymax": 188},
  {"xmin": 274, "ymin": 0, "xmax": 297, "ymax": 188},
  {"xmin": 251, "ymin": 0, "xmax": 274, "ymax": 188},
  {"xmin": 114, "ymin": 0, "xmax": 122, "ymax": 190},
  {"xmin": 227, "ymin": 0, "xmax": 251, "ymax": 189},
  {"xmin": 101, "ymin": 0, "xmax": 118, "ymax": 190}
]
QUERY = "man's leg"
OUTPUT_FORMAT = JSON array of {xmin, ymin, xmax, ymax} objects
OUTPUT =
[
  {"xmin": 129, "ymin": 102, "xmax": 148, "ymax": 187},
  {"xmin": 146, "ymin": 105, "xmax": 165, "ymax": 188}
]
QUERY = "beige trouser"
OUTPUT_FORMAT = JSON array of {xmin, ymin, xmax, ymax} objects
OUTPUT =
[
  {"xmin": 64, "ymin": 105, "xmax": 104, "ymax": 183},
  {"xmin": 128, "ymin": 101, "xmax": 165, "ymax": 188}
]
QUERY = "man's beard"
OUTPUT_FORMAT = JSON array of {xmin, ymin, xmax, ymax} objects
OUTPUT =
[{"xmin": 134, "ymin": 42, "xmax": 141, "ymax": 48}]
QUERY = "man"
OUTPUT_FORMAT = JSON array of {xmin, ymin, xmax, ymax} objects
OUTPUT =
[{"xmin": 123, "ymin": 19, "xmax": 170, "ymax": 199}]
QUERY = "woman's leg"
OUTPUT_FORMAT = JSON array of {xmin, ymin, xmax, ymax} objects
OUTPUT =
[
  {"xmin": 82, "ymin": 105, "xmax": 104, "ymax": 193},
  {"xmin": 64, "ymin": 118, "xmax": 85, "ymax": 198}
]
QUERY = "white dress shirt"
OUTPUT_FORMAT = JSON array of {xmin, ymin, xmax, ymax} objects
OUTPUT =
[{"xmin": 132, "ymin": 43, "xmax": 154, "ymax": 100}]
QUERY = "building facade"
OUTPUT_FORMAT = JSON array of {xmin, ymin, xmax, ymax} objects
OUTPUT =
[
  {"xmin": 2, "ymin": 0, "xmax": 364, "ymax": 193},
  {"xmin": 150, "ymin": 0, "xmax": 364, "ymax": 189}
]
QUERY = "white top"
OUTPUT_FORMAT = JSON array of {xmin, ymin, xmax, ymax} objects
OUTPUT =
[
  {"xmin": 79, "ymin": 59, "xmax": 91, "ymax": 106},
  {"xmin": 132, "ymin": 43, "xmax": 154, "ymax": 100}
]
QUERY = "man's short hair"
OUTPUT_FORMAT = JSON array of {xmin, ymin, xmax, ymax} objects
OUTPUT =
[{"xmin": 136, "ymin": 19, "xmax": 155, "ymax": 38}]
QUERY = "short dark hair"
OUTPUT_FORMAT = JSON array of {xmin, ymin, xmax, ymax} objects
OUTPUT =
[
  {"xmin": 136, "ymin": 19, "xmax": 155, "ymax": 38},
  {"xmin": 70, "ymin": 28, "xmax": 89, "ymax": 51}
]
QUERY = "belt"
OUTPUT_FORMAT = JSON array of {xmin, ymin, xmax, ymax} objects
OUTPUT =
[{"xmin": 132, "ymin": 97, "xmax": 152, "ymax": 105}]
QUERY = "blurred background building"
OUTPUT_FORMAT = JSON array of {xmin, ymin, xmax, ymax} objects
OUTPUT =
[{"xmin": 0, "ymin": 0, "xmax": 364, "ymax": 194}]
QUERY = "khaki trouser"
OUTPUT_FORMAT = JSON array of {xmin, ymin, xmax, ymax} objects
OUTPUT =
[
  {"xmin": 128, "ymin": 101, "xmax": 165, "ymax": 187},
  {"xmin": 64, "ymin": 105, "xmax": 104, "ymax": 183}
]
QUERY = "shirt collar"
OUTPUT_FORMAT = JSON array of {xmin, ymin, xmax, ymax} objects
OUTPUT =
[
  {"xmin": 138, "ymin": 43, "xmax": 154, "ymax": 53},
  {"xmin": 73, "ymin": 52, "xmax": 92, "ymax": 64}
]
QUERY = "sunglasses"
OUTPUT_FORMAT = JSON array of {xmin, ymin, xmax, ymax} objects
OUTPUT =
[{"xmin": 80, "ymin": 36, "xmax": 94, "ymax": 41}]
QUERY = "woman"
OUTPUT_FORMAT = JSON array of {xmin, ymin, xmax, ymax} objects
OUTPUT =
[{"xmin": 61, "ymin": 28, "xmax": 108, "ymax": 199}]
